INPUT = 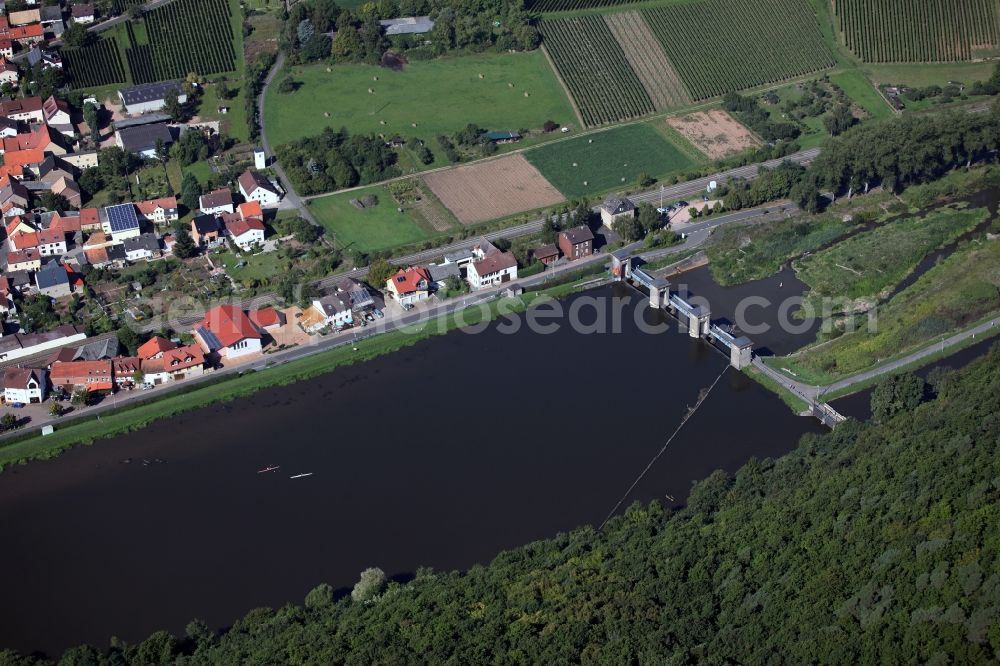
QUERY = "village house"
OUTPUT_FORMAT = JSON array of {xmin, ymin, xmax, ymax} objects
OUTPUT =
[
  {"xmin": 0, "ymin": 325, "xmax": 87, "ymax": 363},
  {"xmin": 333, "ymin": 276, "xmax": 375, "ymax": 313},
  {"xmin": 0, "ymin": 117, "xmax": 17, "ymax": 138},
  {"xmin": 237, "ymin": 169, "xmax": 281, "ymax": 206},
  {"xmin": 3, "ymin": 367, "xmax": 46, "ymax": 404},
  {"xmin": 137, "ymin": 335, "xmax": 176, "ymax": 360},
  {"xmin": 1, "ymin": 124, "xmax": 67, "ymax": 155},
  {"xmin": 101, "ymin": 203, "xmax": 142, "ymax": 240},
  {"xmin": 79, "ymin": 207, "xmax": 100, "ymax": 231},
  {"xmin": 533, "ymin": 244, "xmax": 560, "ymax": 266},
  {"xmin": 26, "ymin": 45, "xmax": 63, "ymax": 71},
  {"xmin": 0, "ymin": 96, "xmax": 43, "ymax": 123},
  {"xmin": 113, "ymin": 357, "xmax": 143, "ymax": 387},
  {"xmin": 38, "ymin": 155, "xmax": 76, "ymax": 184},
  {"xmin": 9, "ymin": 24, "xmax": 45, "ymax": 46},
  {"xmin": 227, "ymin": 216, "xmax": 265, "ymax": 251},
  {"xmin": 485, "ymin": 131, "xmax": 522, "ymax": 144},
  {"xmin": 379, "ymin": 16, "xmax": 435, "ymax": 35},
  {"xmin": 36, "ymin": 226, "xmax": 66, "ymax": 256},
  {"xmin": 122, "ymin": 233, "xmax": 161, "ymax": 262},
  {"xmin": 70, "ymin": 3, "xmax": 95, "ymax": 23},
  {"xmin": 301, "ymin": 294, "xmax": 353, "ymax": 333},
  {"xmin": 0, "ymin": 276, "xmax": 14, "ymax": 315},
  {"xmin": 7, "ymin": 248, "xmax": 40, "ymax": 272},
  {"xmin": 141, "ymin": 344, "xmax": 205, "ymax": 385},
  {"xmin": 468, "ymin": 250, "xmax": 518, "ymax": 290},
  {"xmin": 135, "ymin": 197, "xmax": 178, "ymax": 225},
  {"xmin": 0, "ymin": 40, "xmax": 12, "ymax": 60},
  {"xmin": 385, "ymin": 266, "xmax": 431, "ymax": 307},
  {"xmin": 49, "ymin": 359, "xmax": 114, "ymax": 393},
  {"xmin": 51, "ymin": 176, "xmax": 82, "ymax": 207},
  {"xmin": 8, "ymin": 8, "xmax": 40, "ymax": 26},
  {"xmin": 0, "ymin": 148, "xmax": 46, "ymax": 179},
  {"xmin": 194, "ymin": 304, "xmax": 263, "ymax": 359},
  {"xmin": 600, "ymin": 196, "xmax": 637, "ymax": 230},
  {"xmin": 558, "ymin": 225, "xmax": 595, "ymax": 261},
  {"xmin": 118, "ymin": 80, "xmax": 187, "ymax": 115},
  {"xmin": 34, "ymin": 260, "xmax": 71, "ymax": 298},
  {"xmin": 191, "ymin": 214, "xmax": 222, "ymax": 247},
  {"xmin": 199, "ymin": 188, "xmax": 234, "ymax": 215},
  {"xmin": 42, "ymin": 95, "xmax": 72, "ymax": 135}
]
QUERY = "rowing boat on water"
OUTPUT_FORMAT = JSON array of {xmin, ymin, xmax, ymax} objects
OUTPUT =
[{"xmin": 290, "ymin": 473, "xmax": 313, "ymax": 479}]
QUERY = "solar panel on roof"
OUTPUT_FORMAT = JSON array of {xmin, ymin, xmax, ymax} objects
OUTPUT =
[
  {"xmin": 106, "ymin": 204, "xmax": 139, "ymax": 233},
  {"xmin": 196, "ymin": 327, "xmax": 221, "ymax": 351}
]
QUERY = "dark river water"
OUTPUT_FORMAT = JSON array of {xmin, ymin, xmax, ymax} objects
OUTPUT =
[{"xmin": 0, "ymin": 276, "xmax": 829, "ymax": 656}]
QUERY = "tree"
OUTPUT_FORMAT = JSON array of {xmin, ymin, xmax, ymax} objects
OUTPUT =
[
  {"xmin": 71, "ymin": 389, "xmax": 90, "ymax": 407},
  {"xmin": 48, "ymin": 402, "xmax": 63, "ymax": 418},
  {"xmin": 173, "ymin": 227, "xmax": 197, "ymax": 259},
  {"xmin": 164, "ymin": 88, "xmax": 185, "ymax": 123},
  {"xmin": 62, "ymin": 21, "xmax": 93, "ymax": 48},
  {"xmin": 824, "ymin": 104, "xmax": 855, "ymax": 136},
  {"xmin": 38, "ymin": 192, "xmax": 69, "ymax": 213},
  {"xmin": 637, "ymin": 172, "xmax": 655, "ymax": 188},
  {"xmin": 216, "ymin": 81, "xmax": 231, "ymax": 101},
  {"xmin": 0, "ymin": 412, "xmax": 17, "ymax": 431},
  {"xmin": 366, "ymin": 257, "xmax": 397, "ymax": 288},
  {"xmin": 132, "ymin": 368, "xmax": 145, "ymax": 385},
  {"xmin": 613, "ymin": 214, "xmax": 644, "ymax": 242},
  {"xmin": 180, "ymin": 172, "xmax": 201, "ymax": 212},
  {"xmin": 305, "ymin": 583, "xmax": 334, "ymax": 609},
  {"xmin": 277, "ymin": 76, "xmax": 298, "ymax": 94},
  {"xmin": 117, "ymin": 326, "xmax": 142, "ymax": 356},
  {"xmin": 84, "ymin": 102, "xmax": 100, "ymax": 143},
  {"xmin": 871, "ymin": 373, "xmax": 926, "ymax": 422},
  {"xmin": 637, "ymin": 203, "xmax": 660, "ymax": 234},
  {"xmin": 351, "ymin": 567, "xmax": 386, "ymax": 602}
]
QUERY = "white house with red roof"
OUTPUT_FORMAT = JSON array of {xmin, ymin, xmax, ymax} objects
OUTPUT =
[
  {"xmin": 137, "ymin": 335, "xmax": 177, "ymax": 359},
  {"xmin": 141, "ymin": 344, "xmax": 206, "ymax": 384},
  {"xmin": 227, "ymin": 216, "xmax": 265, "ymax": 251},
  {"xmin": 193, "ymin": 304, "xmax": 263, "ymax": 359},
  {"xmin": 385, "ymin": 266, "xmax": 431, "ymax": 307},
  {"xmin": 135, "ymin": 197, "xmax": 179, "ymax": 225},
  {"xmin": 237, "ymin": 169, "xmax": 280, "ymax": 206},
  {"xmin": 3, "ymin": 367, "xmax": 46, "ymax": 404}
]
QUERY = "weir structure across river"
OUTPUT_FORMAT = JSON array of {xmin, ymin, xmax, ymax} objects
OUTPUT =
[
  {"xmin": 610, "ymin": 250, "xmax": 845, "ymax": 428},
  {"xmin": 612, "ymin": 251, "xmax": 753, "ymax": 371}
]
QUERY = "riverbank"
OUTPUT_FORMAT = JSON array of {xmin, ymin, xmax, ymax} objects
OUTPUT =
[{"xmin": 0, "ymin": 271, "xmax": 609, "ymax": 471}]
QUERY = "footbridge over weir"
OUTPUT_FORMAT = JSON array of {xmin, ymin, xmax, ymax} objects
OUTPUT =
[
  {"xmin": 612, "ymin": 250, "xmax": 844, "ymax": 427},
  {"xmin": 611, "ymin": 251, "xmax": 752, "ymax": 370}
]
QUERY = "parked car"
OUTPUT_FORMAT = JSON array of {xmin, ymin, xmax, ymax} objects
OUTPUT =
[
  {"xmin": 9, "ymin": 402, "xmax": 24, "ymax": 409},
  {"xmin": 373, "ymin": 309, "xmax": 384, "ymax": 319}
]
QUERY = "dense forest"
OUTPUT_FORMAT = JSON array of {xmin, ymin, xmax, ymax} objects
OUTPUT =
[{"xmin": 5, "ymin": 345, "xmax": 1000, "ymax": 663}]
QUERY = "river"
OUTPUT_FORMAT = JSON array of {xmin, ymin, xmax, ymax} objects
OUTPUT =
[{"xmin": 0, "ymin": 277, "xmax": 825, "ymax": 656}]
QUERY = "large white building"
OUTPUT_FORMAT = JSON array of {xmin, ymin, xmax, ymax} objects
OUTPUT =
[
  {"xmin": 468, "ymin": 250, "xmax": 518, "ymax": 290},
  {"xmin": 118, "ymin": 80, "xmax": 187, "ymax": 115}
]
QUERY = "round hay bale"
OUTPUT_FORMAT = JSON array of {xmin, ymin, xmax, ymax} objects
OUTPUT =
[
  {"xmin": 368, "ymin": 88, "xmax": 374, "ymax": 94},
  {"xmin": 508, "ymin": 82, "xmax": 514, "ymax": 87},
  {"xmin": 380, "ymin": 120, "xmax": 386, "ymax": 125},
  {"xmin": 479, "ymin": 73, "xmax": 484, "ymax": 79},
  {"xmin": 588, "ymin": 139, "xmax": 593, "ymax": 144},
  {"xmin": 373, "ymin": 76, "xmax": 379, "ymax": 81},
  {"xmin": 621, "ymin": 177, "xmax": 626, "ymax": 182},
  {"xmin": 324, "ymin": 112, "xmax": 330, "ymax": 118},
  {"xmin": 411, "ymin": 122, "xmax": 417, "ymax": 128},
  {"xmin": 572, "ymin": 162, "xmax": 577, "ymax": 167},
  {"xmin": 523, "ymin": 91, "xmax": 530, "ymax": 97},
  {"xmin": 326, "ymin": 67, "xmax": 331, "ymax": 73},
  {"xmin": 583, "ymin": 180, "xmax": 588, "ymax": 186}
]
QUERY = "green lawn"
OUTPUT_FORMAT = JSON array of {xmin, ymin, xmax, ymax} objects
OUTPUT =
[
  {"xmin": 264, "ymin": 51, "xmax": 577, "ymax": 149},
  {"xmin": 307, "ymin": 186, "xmax": 430, "ymax": 253},
  {"xmin": 830, "ymin": 69, "xmax": 894, "ymax": 120},
  {"xmin": 219, "ymin": 249, "xmax": 286, "ymax": 281},
  {"xmin": 525, "ymin": 122, "xmax": 700, "ymax": 199},
  {"xmin": 863, "ymin": 61, "xmax": 996, "ymax": 89},
  {"xmin": 198, "ymin": 81, "xmax": 249, "ymax": 143}
]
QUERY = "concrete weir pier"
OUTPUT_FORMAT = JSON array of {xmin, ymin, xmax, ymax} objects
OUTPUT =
[{"xmin": 611, "ymin": 251, "xmax": 752, "ymax": 369}]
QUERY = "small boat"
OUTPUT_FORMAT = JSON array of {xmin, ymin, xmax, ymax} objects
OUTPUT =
[
  {"xmin": 289, "ymin": 473, "xmax": 313, "ymax": 479},
  {"xmin": 257, "ymin": 465, "xmax": 280, "ymax": 474}
]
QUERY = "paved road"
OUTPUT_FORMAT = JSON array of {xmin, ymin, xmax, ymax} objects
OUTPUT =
[
  {"xmin": 257, "ymin": 52, "xmax": 318, "ymax": 226},
  {"xmin": 753, "ymin": 315, "xmax": 1000, "ymax": 405}
]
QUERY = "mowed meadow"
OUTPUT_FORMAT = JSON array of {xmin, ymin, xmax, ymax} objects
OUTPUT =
[
  {"xmin": 540, "ymin": 0, "xmax": 836, "ymax": 126},
  {"xmin": 263, "ymin": 51, "xmax": 578, "ymax": 150},
  {"xmin": 526, "ymin": 123, "xmax": 700, "ymax": 199}
]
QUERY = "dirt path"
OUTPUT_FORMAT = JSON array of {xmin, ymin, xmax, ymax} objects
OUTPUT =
[{"xmin": 604, "ymin": 11, "xmax": 691, "ymax": 111}]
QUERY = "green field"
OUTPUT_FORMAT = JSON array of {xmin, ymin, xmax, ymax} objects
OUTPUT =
[
  {"xmin": 264, "ymin": 51, "xmax": 578, "ymax": 150},
  {"xmin": 829, "ymin": 70, "xmax": 894, "ymax": 119},
  {"xmin": 863, "ymin": 61, "xmax": 998, "ymax": 89},
  {"xmin": 526, "ymin": 122, "xmax": 699, "ymax": 199},
  {"xmin": 307, "ymin": 186, "xmax": 430, "ymax": 253},
  {"xmin": 220, "ymin": 249, "xmax": 285, "ymax": 281}
]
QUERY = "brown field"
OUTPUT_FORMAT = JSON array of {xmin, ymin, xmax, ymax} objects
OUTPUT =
[
  {"xmin": 604, "ymin": 11, "xmax": 691, "ymax": 111},
  {"xmin": 423, "ymin": 154, "xmax": 565, "ymax": 225},
  {"xmin": 666, "ymin": 110, "xmax": 760, "ymax": 159}
]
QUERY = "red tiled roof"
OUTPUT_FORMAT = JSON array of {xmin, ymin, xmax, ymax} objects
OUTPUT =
[
  {"xmin": 227, "ymin": 216, "xmax": 265, "ymax": 239},
  {"xmin": 389, "ymin": 266, "xmax": 431, "ymax": 295},
  {"xmin": 7, "ymin": 248, "xmax": 39, "ymax": 265},
  {"xmin": 49, "ymin": 360, "xmax": 113, "ymax": 391},
  {"xmin": 9, "ymin": 230, "xmax": 38, "ymax": 249},
  {"xmin": 135, "ymin": 197, "xmax": 177, "ymax": 216},
  {"xmin": 142, "ymin": 344, "xmax": 204, "ymax": 374},
  {"xmin": 9, "ymin": 25, "xmax": 43, "ymax": 40},
  {"xmin": 4, "ymin": 215, "xmax": 32, "ymax": 237},
  {"xmin": 0, "ymin": 97, "xmax": 41, "ymax": 117},
  {"xmin": 50, "ymin": 213, "xmax": 82, "ymax": 234},
  {"xmin": 249, "ymin": 307, "xmax": 282, "ymax": 329},
  {"xmin": 1, "ymin": 126, "xmax": 54, "ymax": 152},
  {"xmin": 2, "ymin": 148, "xmax": 45, "ymax": 168},
  {"xmin": 137, "ymin": 335, "xmax": 177, "ymax": 359},
  {"xmin": 37, "ymin": 227, "xmax": 64, "ymax": 246},
  {"xmin": 472, "ymin": 251, "xmax": 517, "ymax": 277},
  {"xmin": 196, "ymin": 304, "xmax": 261, "ymax": 348},
  {"xmin": 80, "ymin": 208, "xmax": 100, "ymax": 227},
  {"xmin": 84, "ymin": 247, "xmax": 109, "ymax": 265},
  {"xmin": 237, "ymin": 201, "xmax": 262, "ymax": 219}
]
